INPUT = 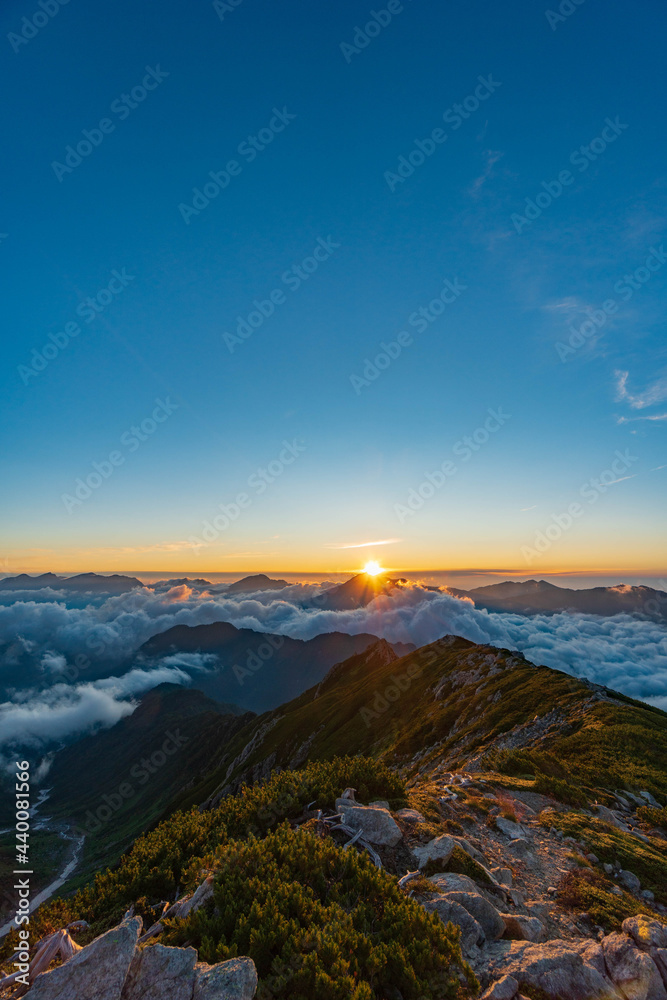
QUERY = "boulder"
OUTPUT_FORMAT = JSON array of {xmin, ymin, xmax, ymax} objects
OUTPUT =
[
  {"xmin": 602, "ymin": 931, "xmax": 667, "ymax": 1000},
  {"xmin": 654, "ymin": 949, "xmax": 667, "ymax": 987},
  {"xmin": 481, "ymin": 975, "xmax": 519, "ymax": 999},
  {"xmin": 596, "ymin": 805, "xmax": 630, "ymax": 830},
  {"xmin": 488, "ymin": 940, "xmax": 621, "ymax": 1000},
  {"xmin": 121, "ymin": 944, "xmax": 198, "ymax": 999},
  {"xmin": 622, "ymin": 914, "xmax": 667, "ymax": 950},
  {"xmin": 337, "ymin": 803, "xmax": 402, "ymax": 846},
  {"xmin": 496, "ymin": 817, "xmax": 527, "ymax": 839},
  {"xmin": 428, "ymin": 872, "xmax": 479, "ymax": 894},
  {"xmin": 443, "ymin": 890, "xmax": 505, "ymax": 941},
  {"xmin": 618, "ymin": 870, "xmax": 641, "ymax": 894},
  {"xmin": 491, "ymin": 867, "xmax": 514, "ymax": 888},
  {"xmin": 193, "ymin": 957, "xmax": 258, "ymax": 1000},
  {"xmin": 423, "ymin": 897, "xmax": 486, "ymax": 953},
  {"xmin": 451, "ymin": 835, "xmax": 489, "ymax": 866},
  {"xmin": 508, "ymin": 838, "xmax": 531, "ymax": 857},
  {"xmin": 396, "ymin": 808, "xmax": 426, "ymax": 823},
  {"xmin": 500, "ymin": 914, "xmax": 546, "ymax": 943},
  {"xmin": 25, "ymin": 916, "xmax": 142, "ymax": 1000},
  {"xmin": 413, "ymin": 835, "xmax": 456, "ymax": 867}
]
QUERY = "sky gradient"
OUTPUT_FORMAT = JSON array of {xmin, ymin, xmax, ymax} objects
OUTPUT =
[{"xmin": 1, "ymin": 0, "xmax": 666, "ymax": 575}]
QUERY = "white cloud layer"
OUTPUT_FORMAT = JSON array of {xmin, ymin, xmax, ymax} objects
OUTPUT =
[{"xmin": 0, "ymin": 579, "xmax": 665, "ymax": 750}]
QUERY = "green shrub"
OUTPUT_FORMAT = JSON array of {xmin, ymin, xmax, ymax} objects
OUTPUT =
[
  {"xmin": 557, "ymin": 868, "xmax": 656, "ymax": 931},
  {"xmin": 164, "ymin": 823, "xmax": 477, "ymax": 1000}
]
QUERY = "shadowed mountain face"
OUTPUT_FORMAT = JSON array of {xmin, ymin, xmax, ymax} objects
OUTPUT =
[
  {"xmin": 449, "ymin": 579, "xmax": 667, "ymax": 621},
  {"xmin": 0, "ymin": 572, "xmax": 142, "ymax": 593},
  {"xmin": 25, "ymin": 684, "xmax": 253, "ymax": 892},
  {"xmin": 308, "ymin": 572, "xmax": 406, "ymax": 610},
  {"xmin": 140, "ymin": 621, "xmax": 414, "ymax": 713}
]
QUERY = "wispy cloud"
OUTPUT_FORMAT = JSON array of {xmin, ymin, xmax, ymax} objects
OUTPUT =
[
  {"xmin": 469, "ymin": 149, "xmax": 503, "ymax": 195},
  {"xmin": 615, "ymin": 370, "xmax": 667, "ymax": 410},
  {"xmin": 617, "ymin": 412, "xmax": 667, "ymax": 425},
  {"xmin": 326, "ymin": 538, "xmax": 401, "ymax": 550},
  {"xmin": 520, "ymin": 505, "xmax": 537, "ymax": 511}
]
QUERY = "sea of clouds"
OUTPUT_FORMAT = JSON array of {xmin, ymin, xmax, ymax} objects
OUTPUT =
[{"xmin": 1, "ymin": 579, "xmax": 666, "ymax": 756}]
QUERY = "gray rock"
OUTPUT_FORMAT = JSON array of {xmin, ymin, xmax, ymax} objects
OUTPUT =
[
  {"xmin": 602, "ymin": 931, "xmax": 667, "ymax": 999},
  {"xmin": 25, "ymin": 916, "xmax": 142, "ymax": 1000},
  {"xmin": 508, "ymin": 838, "xmax": 531, "ymax": 857},
  {"xmin": 654, "ymin": 949, "xmax": 667, "ymax": 987},
  {"xmin": 443, "ymin": 890, "xmax": 505, "ymax": 941},
  {"xmin": 496, "ymin": 817, "xmax": 527, "ymax": 839},
  {"xmin": 604, "ymin": 863, "xmax": 614, "ymax": 875},
  {"xmin": 622, "ymin": 915, "xmax": 667, "ymax": 950},
  {"xmin": 488, "ymin": 940, "xmax": 621, "ymax": 1000},
  {"xmin": 423, "ymin": 897, "xmax": 485, "ymax": 953},
  {"xmin": 451, "ymin": 835, "xmax": 489, "ymax": 867},
  {"xmin": 639, "ymin": 790, "xmax": 661, "ymax": 808},
  {"xmin": 193, "ymin": 957, "xmax": 258, "ymax": 1000},
  {"xmin": 428, "ymin": 872, "xmax": 479, "ymax": 894},
  {"xmin": 337, "ymin": 803, "xmax": 402, "ymax": 846},
  {"xmin": 491, "ymin": 867, "xmax": 514, "ymax": 888},
  {"xmin": 122, "ymin": 944, "xmax": 198, "ymax": 999},
  {"xmin": 395, "ymin": 807, "xmax": 426, "ymax": 823},
  {"xmin": 413, "ymin": 834, "xmax": 456, "ymax": 867},
  {"xmin": 481, "ymin": 975, "xmax": 519, "ymax": 999},
  {"xmin": 368, "ymin": 799, "xmax": 391, "ymax": 809},
  {"xmin": 618, "ymin": 870, "xmax": 641, "ymax": 894},
  {"xmin": 500, "ymin": 914, "xmax": 546, "ymax": 943}
]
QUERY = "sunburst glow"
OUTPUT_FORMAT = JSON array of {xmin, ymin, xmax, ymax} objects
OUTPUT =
[{"xmin": 364, "ymin": 560, "xmax": 383, "ymax": 576}]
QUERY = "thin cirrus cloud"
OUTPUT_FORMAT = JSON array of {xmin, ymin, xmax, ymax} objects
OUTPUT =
[
  {"xmin": 326, "ymin": 539, "xmax": 402, "ymax": 550},
  {"xmin": 615, "ymin": 370, "xmax": 667, "ymax": 410}
]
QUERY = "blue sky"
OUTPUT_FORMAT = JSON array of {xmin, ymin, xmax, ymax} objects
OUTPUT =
[{"xmin": 1, "ymin": 0, "xmax": 666, "ymax": 576}]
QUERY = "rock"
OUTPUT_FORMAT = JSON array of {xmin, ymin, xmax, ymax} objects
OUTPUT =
[
  {"xmin": 451, "ymin": 835, "xmax": 489, "ymax": 867},
  {"xmin": 509, "ymin": 890, "xmax": 525, "ymax": 907},
  {"xmin": 423, "ymin": 897, "xmax": 486, "ymax": 953},
  {"xmin": 596, "ymin": 805, "xmax": 630, "ymax": 831},
  {"xmin": 122, "ymin": 944, "xmax": 198, "ymax": 999},
  {"xmin": 496, "ymin": 817, "xmax": 527, "ymax": 839},
  {"xmin": 337, "ymin": 803, "xmax": 402, "ymax": 846},
  {"xmin": 396, "ymin": 808, "xmax": 426, "ymax": 823},
  {"xmin": 481, "ymin": 975, "xmax": 519, "ymax": 999},
  {"xmin": 193, "ymin": 957, "xmax": 258, "ymax": 1000},
  {"xmin": 604, "ymin": 863, "xmax": 614, "ymax": 875},
  {"xmin": 586, "ymin": 853, "xmax": 599, "ymax": 864},
  {"xmin": 25, "ymin": 916, "xmax": 142, "ymax": 1000},
  {"xmin": 169, "ymin": 876, "xmax": 215, "ymax": 920},
  {"xmin": 639, "ymin": 790, "xmax": 661, "ymax": 808},
  {"xmin": 618, "ymin": 870, "xmax": 642, "ymax": 894},
  {"xmin": 500, "ymin": 914, "xmax": 546, "ymax": 942},
  {"xmin": 641, "ymin": 890, "xmax": 655, "ymax": 903},
  {"xmin": 622, "ymin": 914, "xmax": 667, "ymax": 950},
  {"xmin": 428, "ymin": 872, "xmax": 479, "ymax": 894},
  {"xmin": 488, "ymin": 940, "xmax": 621, "ymax": 1000},
  {"xmin": 413, "ymin": 834, "xmax": 456, "ymax": 868},
  {"xmin": 491, "ymin": 867, "xmax": 513, "ymax": 888},
  {"xmin": 654, "ymin": 949, "xmax": 667, "ymax": 987},
  {"xmin": 368, "ymin": 799, "xmax": 391, "ymax": 809},
  {"xmin": 602, "ymin": 931, "xmax": 667, "ymax": 999},
  {"xmin": 443, "ymin": 891, "xmax": 505, "ymax": 941},
  {"xmin": 508, "ymin": 838, "xmax": 531, "ymax": 857}
]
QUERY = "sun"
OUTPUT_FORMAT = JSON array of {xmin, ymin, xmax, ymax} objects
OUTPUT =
[{"xmin": 363, "ymin": 560, "xmax": 383, "ymax": 576}]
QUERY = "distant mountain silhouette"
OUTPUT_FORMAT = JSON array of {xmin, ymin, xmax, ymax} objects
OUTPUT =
[
  {"xmin": 225, "ymin": 573, "xmax": 289, "ymax": 594},
  {"xmin": 0, "ymin": 572, "xmax": 142, "ymax": 593},
  {"xmin": 140, "ymin": 620, "xmax": 414, "ymax": 713},
  {"xmin": 449, "ymin": 579, "xmax": 667, "ymax": 621},
  {"xmin": 308, "ymin": 572, "xmax": 406, "ymax": 610}
]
